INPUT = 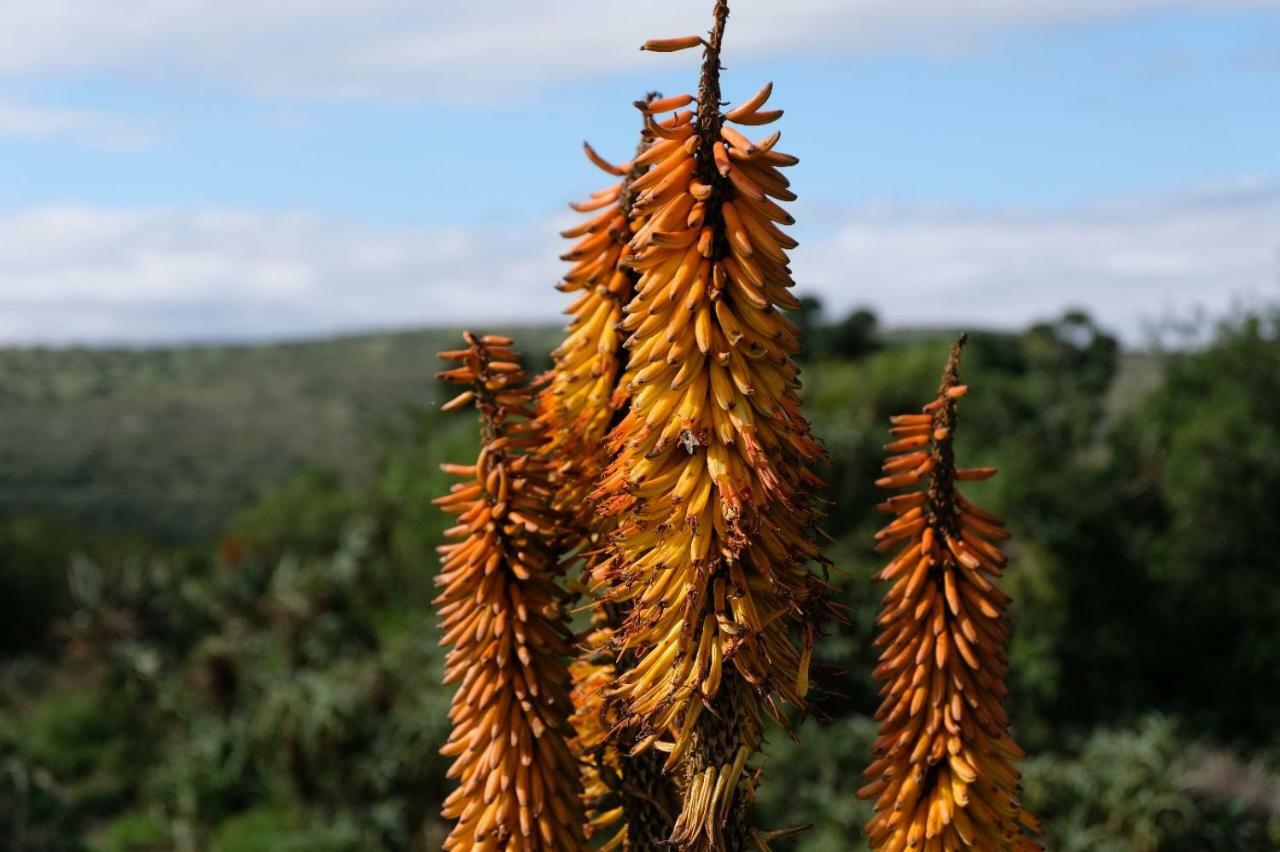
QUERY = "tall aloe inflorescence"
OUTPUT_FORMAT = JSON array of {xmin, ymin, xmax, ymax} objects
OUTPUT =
[
  {"xmin": 543, "ymin": 99, "xmax": 679, "ymax": 848},
  {"xmin": 590, "ymin": 1, "xmax": 832, "ymax": 847},
  {"xmin": 859, "ymin": 337, "xmax": 1041, "ymax": 851},
  {"xmin": 540, "ymin": 101, "xmax": 658, "ymax": 519},
  {"xmin": 433, "ymin": 332, "xmax": 586, "ymax": 851}
]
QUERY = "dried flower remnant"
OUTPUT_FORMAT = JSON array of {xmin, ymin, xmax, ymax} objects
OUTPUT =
[
  {"xmin": 591, "ymin": 1, "xmax": 833, "ymax": 847},
  {"xmin": 859, "ymin": 336, "xmax": 1041, "ymax": 851},
  {"xmin": 434, "ymin": 332, "xmax": 586, "ymax": 851}
]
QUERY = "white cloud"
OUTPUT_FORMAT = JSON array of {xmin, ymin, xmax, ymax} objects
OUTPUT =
[
  {"xmin": 1, "ymin": 184, "xmax": 1275, "ymax": 346},
  {"xmin": 0, "ymin": 1, "xmax": 1268, "ymax": 101},
  {"xmin": 0, "ymin": 98, "xmax": 154, "ymax": 149},
  {"xmin": 797, "ymin": 183, "xmax": 1280, "ymax": 340},
  {"xmin": 0, "ymin": 205, "xmax": 565, "ymax": 343}
]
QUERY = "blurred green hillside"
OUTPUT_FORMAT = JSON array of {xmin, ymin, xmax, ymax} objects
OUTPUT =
[
  {"xmin": 0, "ymin": 326, "xmax": 561, "ymax": 545},
  {"xmin": 1, "ymin": 306, "xmax": 1277, "ymax": 850}
]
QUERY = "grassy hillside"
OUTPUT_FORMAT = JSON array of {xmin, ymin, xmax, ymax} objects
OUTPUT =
[
  {"xmin": 0, "ymin": 327, "xmax": 560, "ymax": 542},
  {"xmin": 0, "ymin": 322, "xmax": 1156, "ymax": 545}
]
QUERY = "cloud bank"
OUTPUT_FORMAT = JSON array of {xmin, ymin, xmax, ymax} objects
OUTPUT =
[
  {"xmin": 2, "ymin": 184, "xmax": 1275, "ymax": 345},
  {"xmin": 798, "ymin": 184, "xmax": 1279, "ymax": 339},
  {"xmin": 0, "ymin": 1, "xmax": 1268, "ymax": 100},
  {"xmin": 0, "ymin": 97, "xmax": 153, "ymax": 149}
]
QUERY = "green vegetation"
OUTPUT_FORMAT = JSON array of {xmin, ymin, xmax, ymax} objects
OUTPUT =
[
  {"xmin": 0, "ymin": 327, "xmax": 559, "ymax": 544},
  {"xmin": 1, "ymin": 307, "xmax": 1277, "ymax": 849}
]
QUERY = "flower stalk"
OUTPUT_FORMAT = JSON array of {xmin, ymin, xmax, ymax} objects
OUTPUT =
[
  {"xmin": 434, "ymin": 332, "xmax": 586, "ymax": 851},
  {"xmin": 859, "ymin": 336, "xmax": 1041, "ymax": 851},
  {"xmin": 590, "ymin": 1, "xmax": 833, "ymax": 847},
  {"xmin": 542, "ymin": 99, "xmax": 681, "ymax": 849}
]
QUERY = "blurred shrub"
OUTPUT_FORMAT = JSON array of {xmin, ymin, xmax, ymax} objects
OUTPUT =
[
  {"xmin": 230, "ymin": 468, "xmax": 360, "ymax": 558},
  {"xmin": 90, "ymin": 811, "xmax": 168, "ymax": 852},
  {"xmin": 206, "ymin": 808, "xmax": 296, "ymax": 852},
  {"xmin": 1114, "ymin": 310, "xmax": 1280, "ymax": 740},
  {"xmin": 0, "ymin": 513, "xmax": 155, "ymax": 654},
  {"xmin": 0, "ymin": 515, "xmax": 76, "ymax": 654},
  {"xmin": 18, "ymin": 683, "xmax": 150, "ymax": 818},
  {"xmin": 789, "ymin": 298, "xmax": 881, "ymax": 363},
  {"xmin": 371, "ymin": 407, "xmax": 476, "ymax": 575},
  {"xmin": 1024, "ymin": 716, "xmax": 1280, "ymax": 851},
  {"xmin": 0, "ymin": 746, "xmax": 83, "ymax": 851},
  {"xmin": 753, "ymin": 716, "xmax": 877, "ymax": 851},
  {"xmin": 3, "ymin": 520, "xmax": 451, "ymax": 849}
]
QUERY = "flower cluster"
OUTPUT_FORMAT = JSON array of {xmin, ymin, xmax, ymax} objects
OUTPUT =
[
  {"xmin": 587, "ymin": 2, "xmax": 835, "ymax": 846},
  {"xmin": 859, "ymin": 337, "xmax": 1041, "ymax": 851},
  {"xmin": 540, "ymin": 98, "xmax": 682, "ymax": 848},
  {"xmin": 431, "ymin": 4, "xmax": 1038, "ymax": 850},
  {"xmin": 434, "ymin": 333, "xmax": 585, "ymax": 850}
]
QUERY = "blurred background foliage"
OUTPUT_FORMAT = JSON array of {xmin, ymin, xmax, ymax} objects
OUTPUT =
[{"xmin": 0, "ymin": 305, "xmax": 1277, "ymax": 849}]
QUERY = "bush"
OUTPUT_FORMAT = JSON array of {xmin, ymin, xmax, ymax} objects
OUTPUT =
[{"xmin": 1024, "ymin": 716, "xmax": 1280, "ymax": 851}]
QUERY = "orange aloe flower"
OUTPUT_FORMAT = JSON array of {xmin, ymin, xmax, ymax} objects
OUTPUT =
[
  {"xmin": 568, "ymin": 605, "xmax": 679, "ymax": 850},
  {"xmin": 539, "ymin": 104, "xmax": 656, "ymax": 519},
  {"xmin": 589, "ymin": 1, "xmax": 834, "ymax": 847},
  {"xmin": 434, "ymin": 332, "xmax": 586, "ymax": 851},
  {"xmin": 859, "ymin": 337, "xmax": 1041, "ymax": 851},
  {"xmin": 541, "ymin": 100, "xmax": 680, "ymax": 848}
]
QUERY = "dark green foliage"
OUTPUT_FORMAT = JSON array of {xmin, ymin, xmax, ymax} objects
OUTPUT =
[
  {"xmin": 0, "ymin": 743, "xmax": 85, "ymax": 851},
  {"xmin": 230, "ymin": 468, "xmax": 361, "ymax": 558},
  {"xmin": 0, "ymin": 514, "xmax": 155, "ymax": 654},
  {"xmin": 790, "ymin": 298, "xmax": 881, "ymax": 362},
  {"xmin": 0, "ymin": 514, "xmax": 81, "ymax": 654},
  {"xmin": 1113, "ymin": 311, "xmax": 1280, "ymax": 740},
  {"xmin": 819, "ymin": 308, "xmax": 881, "ymax": 361},
  {"xmin": 1022, "ymin": 717, "xmax": 1280, "ymax": 851},
  {"xmin": 2, "ymin": 522, "xmax": 452, "ymax": 849},
  {"xmin": 752, "ymin": 716, "xmax": 878, "ymax": 851},
  {"xmin": 369, "ymin": 407, "xmax": 478, "ymax": 573},
  {"xmin": 753, "ymin": 715, "xmax": 1280, "ymax": 851}
]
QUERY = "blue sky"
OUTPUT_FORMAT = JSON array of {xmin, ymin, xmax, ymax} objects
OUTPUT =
[{"xmin": 1, "ymin": 0, "xmax": 1277, "ymax": 344}]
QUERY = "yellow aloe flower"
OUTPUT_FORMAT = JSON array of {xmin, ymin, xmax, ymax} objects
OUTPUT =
[
  {"xmin": 569, "ymin": 607, "xmax": 679, "ymax": 850},
  {"xmin": 543, "ymin": 97, "xmax": 681, "ymax": 849},
  {"xmin": 589, "ymin": 2, "xmax": 835, "ymax": 847}
]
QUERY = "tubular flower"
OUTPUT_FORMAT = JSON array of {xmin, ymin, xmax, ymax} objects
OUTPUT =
[
  {"xmin": 858, "ymin": 337, "xmax": 1041, "ymax": 852},
  {"xmin": 568, "ymin": 607, "xmax": 679, "ymax": 851},
  {"xmin": 539, "ymin": 105, "xmax": 655, "ymax": 518},
  {"xmin": 545, "ymin": 99, "xmax": 681, "ymax": 850},
  {"xmin": 590, "ymin": 1, "xmax": 833, "ymax": 847},
  {"xmin": 569, "ymin": 614, "xmax": 626, "ymax": 847},
  {"xmin": 433, "ymin": 332, "xmax": 586, "ymax": 851}
]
